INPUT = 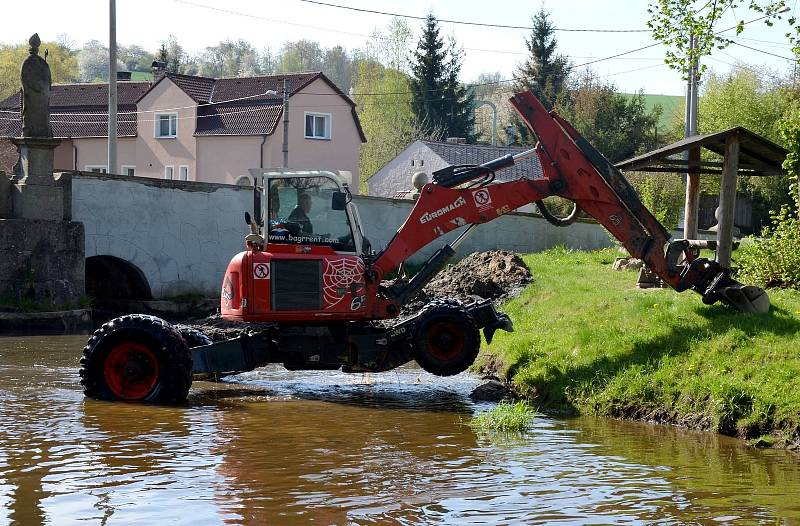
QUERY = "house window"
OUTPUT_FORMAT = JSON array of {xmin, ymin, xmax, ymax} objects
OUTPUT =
[
  {"xmin": 155, "ymin": 113, "xmax": 178, "ymax": 138},
  {"xmin": 85, "ymin": 165, "xmax": 107, "ymax": 173},
  {"xmin": 179, "ymin": 165, "xmax": 189, "ymax": 181},
  {"xmin": 121, "ymin": 165, "xmax": 135, "ymax": 176},
  {"xmin": 304, "ymin": 112, "xmax": 331, "ymax": 139},
  {"xmin": 165, "ymin": 166, "xmax": 174, "ymax": 180}
]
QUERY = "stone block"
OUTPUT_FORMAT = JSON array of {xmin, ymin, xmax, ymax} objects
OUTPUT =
[
  {"xmin": 0, "ymin": 218, "xmax": 85, "ymax": 308},
  {"xmin": 12, "ymin": 182, "xmax": 65, "ymax": 220}
]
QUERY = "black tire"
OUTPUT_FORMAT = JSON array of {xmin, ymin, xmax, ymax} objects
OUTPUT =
[
  {"xmin": 413, "ymin": 301, "xmax": 480, "ymax": 377},
  {"xmin": 174, "ymin": 325, "xmax": 228, "ymax": 382},
  {"xmin": 79, "ymin": 314, "xmax": 192, "ymax": 403}
]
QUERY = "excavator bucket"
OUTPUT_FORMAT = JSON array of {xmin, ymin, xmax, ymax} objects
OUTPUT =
[{"xmin": 715, "ymin": 283, "xmax": 771, "ymax": 314}]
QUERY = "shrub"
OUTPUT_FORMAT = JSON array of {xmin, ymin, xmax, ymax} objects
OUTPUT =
[{"xmin": 736, "ymin": 205, "xmax": 800, "ymax": 289}]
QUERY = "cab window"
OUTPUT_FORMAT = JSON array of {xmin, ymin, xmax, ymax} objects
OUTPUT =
[{"xmin": 266, "ymin": 176, "xmax": 356, "ymax": 252}]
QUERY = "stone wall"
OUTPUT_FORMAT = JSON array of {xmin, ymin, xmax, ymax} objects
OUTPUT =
[
  {"xmin": 72, "ymin": 172, "xmax": 612, "ymax": 298},
  {"xmin": 0, "ymin": 218, "xmax": 85, "ymax": 306}
]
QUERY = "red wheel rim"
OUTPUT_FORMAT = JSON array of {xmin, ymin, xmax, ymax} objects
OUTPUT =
[
  {"xmin": 104, "ymin": 342, "xmax": 159, "ymax": 400},
  {"xmin": 424, "ymin": 320, "xmax": 465, "ymax": 361}
]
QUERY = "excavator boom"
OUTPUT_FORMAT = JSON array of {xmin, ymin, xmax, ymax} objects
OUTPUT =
[{"xmin": 372, "ymin": 91, "xmax": 769, "ymax": 315}]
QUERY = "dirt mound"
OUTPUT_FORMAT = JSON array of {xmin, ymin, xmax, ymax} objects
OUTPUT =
[
  {"xmin": 403, "ymin": 250, "xmax": 532, "ymax": 312},
  {"xmin": 188, "ymin": 314, "xmax": 274, "ymax": 342}
]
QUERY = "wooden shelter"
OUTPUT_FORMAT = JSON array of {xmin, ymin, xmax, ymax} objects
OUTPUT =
[{"xmin": 616, "ymin": 127, "xmax": 788, "ymax": 267}]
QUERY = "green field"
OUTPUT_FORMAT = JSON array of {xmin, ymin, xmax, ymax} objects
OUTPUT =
[
  {"xmin": 479, "ymin": 248, "xmax": 800, "ymax": 449},
  {"xmin": 129, "ymin": 71, "xmax": 153, "ymax": 81},
  {"xmin": 622, "ymin": 92, "xmax": 685, "ymax": 131}
]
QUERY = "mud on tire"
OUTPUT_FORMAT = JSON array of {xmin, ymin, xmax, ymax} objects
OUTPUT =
[
  {"xmin": 413, "ymin": 300, "xmax": 480, "ymax": 377},
  {"xmin": 80, "ymin": 314, "xmax": 193, "ymax": 403}
]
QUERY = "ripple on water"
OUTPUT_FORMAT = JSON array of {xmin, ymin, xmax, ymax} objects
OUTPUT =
[{"xmin": 0, "ymin": 336, "xmax": 799, "ymax": 524}]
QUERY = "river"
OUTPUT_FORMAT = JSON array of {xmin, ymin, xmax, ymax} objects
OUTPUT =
[{"xmin": 0, "ymin": 335, "xmax": 798, "ymax": 525}]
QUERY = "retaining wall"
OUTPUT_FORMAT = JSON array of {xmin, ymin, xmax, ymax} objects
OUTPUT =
[{"xmin": 72, "ymin": 172, "xmax": 612, "ymax": 298}]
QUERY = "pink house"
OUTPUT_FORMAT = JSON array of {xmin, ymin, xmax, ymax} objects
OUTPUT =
[{"xmin": 0, "ymin": 72, "xmax": 366, "ymax": 188}]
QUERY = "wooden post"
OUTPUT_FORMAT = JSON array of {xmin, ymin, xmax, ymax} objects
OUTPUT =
[
  {"xmin": 717, "ymin": 133, "xmax": 739, "ymax": 267},
  {"xmin": 683, "ymin": 147, "xmax": 701, "ymax": 239}
]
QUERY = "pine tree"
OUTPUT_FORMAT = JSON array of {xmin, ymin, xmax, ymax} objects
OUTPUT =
[
  {"xmin": 410, "ymin": 14, "xmax": 475, "ymax": 141},
  {"xmin": 511, "ymin": 8, "xmax": 571, "ymax": 144}
]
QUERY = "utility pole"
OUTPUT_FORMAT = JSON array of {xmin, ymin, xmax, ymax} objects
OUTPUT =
[
  {"xmin": 682, "ymin": 33, "xmax": 701, "ymax": 240},
  {"xmin": 108, "ymin": 0, "xmax": 118, "ymax": 175},
  {"xmin": 282, "ymin": 79, "xmax": 289, "ymax": 168}
]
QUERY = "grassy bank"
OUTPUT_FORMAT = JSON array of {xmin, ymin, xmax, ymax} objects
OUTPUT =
[{"xmin": 479, "ymin": 248, "xmax": 800, "ymax": 448}]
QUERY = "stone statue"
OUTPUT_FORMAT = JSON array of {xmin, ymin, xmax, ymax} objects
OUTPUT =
[{"xmin": 20, "ymin": 33, "xmax": 52, "ymax": 138}]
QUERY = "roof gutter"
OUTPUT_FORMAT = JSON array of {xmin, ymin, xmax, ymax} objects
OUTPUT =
[{"xmin": 260, "ymin": 134, "xmax": 267, "ymax": 168}]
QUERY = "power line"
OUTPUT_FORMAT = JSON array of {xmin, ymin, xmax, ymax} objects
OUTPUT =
[
  {"xmin": 295, "ymin": 0, "xmax": 651, "ymax": 33},
  {"xmin": 730, "ymin": 40, "xmax": 797, "ymax": 60}
]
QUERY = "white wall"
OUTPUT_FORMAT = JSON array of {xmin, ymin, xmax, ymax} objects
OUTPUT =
[
  {"xmin": 71, "ymin": 173, "xmax": 612, "ymax": 298},
  {"xmin": 73, "ymin": 173, "xmax": 251, "ymax": 297}
]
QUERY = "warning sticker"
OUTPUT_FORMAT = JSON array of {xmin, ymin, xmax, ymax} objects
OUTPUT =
[
  {"xmin": 253, "ymin": 263, "xmax": 270, "ymax": 280},
  {"xmin": 472, "ymin": 188, "xmax": 492, "ymax": 210}
]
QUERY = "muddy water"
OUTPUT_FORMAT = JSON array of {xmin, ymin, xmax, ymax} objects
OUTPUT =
[{"xmin": 0, "ymin": 336, "xmax": 799, "ymax": 525}]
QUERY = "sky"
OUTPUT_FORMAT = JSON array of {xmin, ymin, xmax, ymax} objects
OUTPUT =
[{"xmin": 2, "ymin": 0, "xmax": 798, "ymax": 96}]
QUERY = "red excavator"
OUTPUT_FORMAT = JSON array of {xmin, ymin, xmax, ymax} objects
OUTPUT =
[{"xmin": 79, "ymin": 91, "xmax": 770, "ymax": 403}]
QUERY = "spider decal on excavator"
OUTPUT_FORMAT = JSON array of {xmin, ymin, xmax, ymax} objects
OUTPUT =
[{"xmin": 79, "ymin": 90, "xmax": 770, "ymax": 403}]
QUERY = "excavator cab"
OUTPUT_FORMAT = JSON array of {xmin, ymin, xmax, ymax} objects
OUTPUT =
[{"xmin": 220, "ymin": 170, "xmax": 372, "ymax": 323}]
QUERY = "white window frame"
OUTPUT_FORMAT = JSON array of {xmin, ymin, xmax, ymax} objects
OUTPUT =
[
  {"xmin": 164, "ymin": 165, "xmax": 175, "ymax": 180},
  {"xmin": 121, "ymin": 165, "xmax": 136, "ymax": 176},
  {"xmin": 85, "ymin": 165, "xmax": 108, "ymax": 173},
  {"xmin": 304, "ymin": 112, "xmax": 332, "ymax": 140},
  {"xmin": 154, "ymin": 112, "xmax": 178, "ymax": 138},
  {"xmin": 179, "ymin": 165, "xmax": 189, "ymax": 181}
]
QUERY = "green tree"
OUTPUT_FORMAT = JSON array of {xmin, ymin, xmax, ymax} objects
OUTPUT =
[
  {"xmin": 648, "ymin": 0, "xmax": 795, "ymax": 76},
  {"xmin": 511, "ymin": 8, "xmax": 571, "ymax": 144},
  {"xmin": 0, "ymin": 40, "xmax": 78, "ymax": 98},
  {"xmin": 699, "ymin": 65, "xmax": 797, "ymax": 228},
  {"xmin": 409, "ymin": 14, "xmax": 475, "ymax": 141},
  {"xmin": 564, "ymin": 71, "xmax": 662, "ymax": 162}
]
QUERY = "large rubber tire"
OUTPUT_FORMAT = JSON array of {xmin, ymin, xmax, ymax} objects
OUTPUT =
[
  {"xmin": 80, "ymin": 314, "xmax": 193, "ymax": 403},
  {"xmin": 413, "ymin": 301, "xmax": 480, "ymax": 377}
]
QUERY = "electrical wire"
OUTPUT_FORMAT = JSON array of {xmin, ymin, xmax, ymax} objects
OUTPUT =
[
  {"xmin": 295, "ymin": 0, "xmax": 651, "ymax": 32},
  {"xmin": 730, "ymin": 40, "xmax": 797, "ymax": 60}
]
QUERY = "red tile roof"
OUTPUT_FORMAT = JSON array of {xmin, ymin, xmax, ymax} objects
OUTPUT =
[{"xmin": 0, "ymin": 72, "xmax": 365, "ymax": 142}]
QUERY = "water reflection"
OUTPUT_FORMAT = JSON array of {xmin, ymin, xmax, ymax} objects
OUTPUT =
[{"xmin": 0, "ymin": 335, "xmax": 799, "ymax": 525}]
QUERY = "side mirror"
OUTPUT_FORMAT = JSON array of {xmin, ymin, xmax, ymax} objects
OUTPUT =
[
  {"xmin": 331, "ymin": 191, "xmax": 347, "ymax": 211},
  {"xmin": 253, "ymin": 186, "xmax": 262, "ymax": 226}
]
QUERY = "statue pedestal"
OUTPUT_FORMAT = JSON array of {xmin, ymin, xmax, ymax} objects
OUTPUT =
[{"xmin": 9, "ymin": 137, "xmax": 69, "ymax": 221}]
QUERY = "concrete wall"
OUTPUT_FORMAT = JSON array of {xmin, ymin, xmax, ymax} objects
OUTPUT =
[
  {"xmin": 72, "ymin": 172, "xmax": 250, "ymax": 297},
  {"xmin": 70, "ymin": 173, "xmax": 612, "ymax": 298}
]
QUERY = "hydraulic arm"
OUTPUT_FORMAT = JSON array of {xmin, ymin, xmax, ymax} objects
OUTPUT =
[{"xmin": 371, "ymin": 90, "xmax": 769, "ymax": 315}]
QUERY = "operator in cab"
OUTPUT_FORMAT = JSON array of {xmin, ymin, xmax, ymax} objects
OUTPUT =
[{"xmin": 288, "ymin": 192, "xmax": 313, "ymax": 235}]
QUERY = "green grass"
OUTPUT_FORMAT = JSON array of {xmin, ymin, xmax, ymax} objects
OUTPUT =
[
  {"xmin": 621, "ymin": 93, "xmax": 684, "ymax": 131},
  {"xmin": 129, "ymin": 71, "xmax": 153, "ymax": 81},
  {"xmin": 471, "ymin": 401, "xmax": 536, "ymax": 432},
  {"xmin": 479, "ymin": 247, "xmax": 800, "ymax": 448}
]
